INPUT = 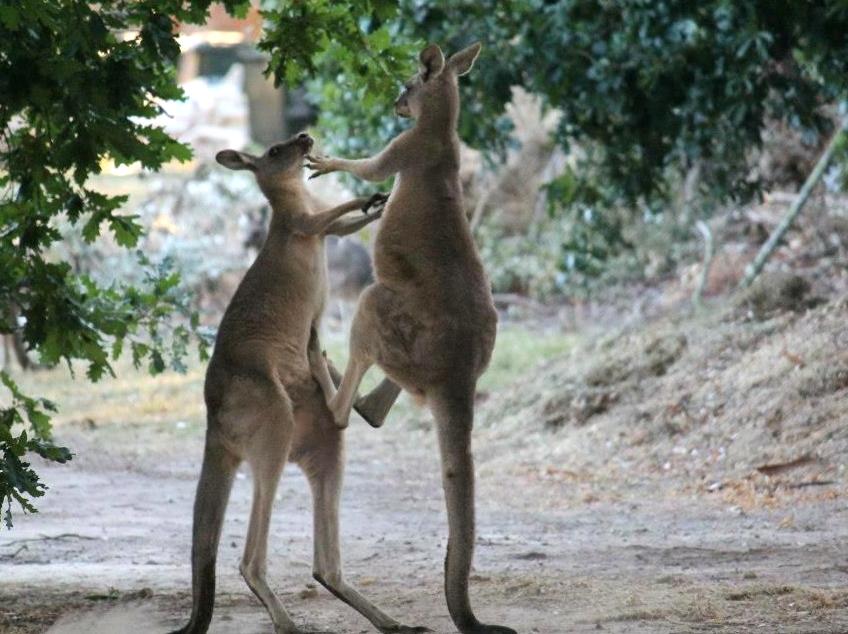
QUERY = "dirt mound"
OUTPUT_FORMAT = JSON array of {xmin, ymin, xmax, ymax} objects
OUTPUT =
[
  {"xmin": 539, "ymin": 331, "xmax": 687, "ymax": 429},
  {"xmin": 734, "ymin": 271, "xmax": 820, "ymax": 319},
  {"xmin": 478, "ymin": 294, "xmax": 848, "ymax": 505}
]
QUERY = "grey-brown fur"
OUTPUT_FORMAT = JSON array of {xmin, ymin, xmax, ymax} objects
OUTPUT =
[
  {"xmin": 307, "ymin": 44, "xmax": 516, "ymax": 634},
  {"xmin": 171, "ymin": 133, "xmax": 424, "ymax": 634}
]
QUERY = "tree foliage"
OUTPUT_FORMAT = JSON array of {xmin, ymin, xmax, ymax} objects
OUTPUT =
[
  {"xmin": 308, "ymin": 0, "xmax": 848, "ymax": 279},
  {"xmin": 0, "ymin": 0, "xmax": 252, "ymax": 526},
  {"xmin": 0, "ymin": 0, "xmax": 427, "ymax": 528}
]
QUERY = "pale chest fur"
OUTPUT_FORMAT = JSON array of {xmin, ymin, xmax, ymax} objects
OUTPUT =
[{"xmin": 214, "ymin": 235, "xmax": 328, "ymax": 371}]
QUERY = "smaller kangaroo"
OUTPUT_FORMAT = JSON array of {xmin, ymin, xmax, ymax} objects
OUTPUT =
[
  {"xmin": 172, "ymin": 133, "xmax": 423, "ymax": 634},
  {"xmin": 307, "ymin": 44, "xmax": 516, "ymax": 634}
]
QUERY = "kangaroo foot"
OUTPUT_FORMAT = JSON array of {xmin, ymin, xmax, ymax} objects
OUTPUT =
[
  {"xmin": 461, "ymin": 624, "xmax": 517, "ymax": 634},
  {"xmin": 353, "ymin": 393, "xmax": 388, "ymax": 428},
  {"xmin": 353, "ymin": 378, "xmax": 401, "ymax": 428},
  {"xmin": 277, "ymin": 627, "xmax": 335, "ymax": 634},
  {"xmin": 379, "ymin": 626, "xmax": 431, "ymax": 634}
]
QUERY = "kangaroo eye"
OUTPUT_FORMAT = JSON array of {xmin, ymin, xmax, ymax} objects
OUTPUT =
[{"xmin": 269, "ymin": 146, "xmax": 280, "ymax": 158}]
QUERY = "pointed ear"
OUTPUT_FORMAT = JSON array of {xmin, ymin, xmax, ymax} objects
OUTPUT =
[
  {"xmin": 216, "ymin": 149, "xmax": 257, "ymax": 171},
  {"xmin": 447, "ymin": 42, "xmax": 481, "ymax": 76},
  {"xmin": 419, "ymin": 43, "xmax": 445, "ymax": 81}
]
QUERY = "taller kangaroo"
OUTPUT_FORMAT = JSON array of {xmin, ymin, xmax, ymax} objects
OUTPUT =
[
  {"xmin": 307, "ymin": 43, "xmax": 516, "ymax": 634},
  {"xmin": 172, "ymin": 133, "xmax": 424, "ymax": 634}
]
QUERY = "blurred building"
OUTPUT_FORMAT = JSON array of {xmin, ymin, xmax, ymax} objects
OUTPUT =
[{"xmin": 173, "ymin": 2, "xmax": 315, "ymax": 153}]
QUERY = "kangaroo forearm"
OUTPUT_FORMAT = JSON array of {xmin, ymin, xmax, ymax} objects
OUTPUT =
[
  {"xmin": 324, "ymin": 213, "xmax": 379, "ymax": 237},
  {"xmin": 324, "ymin": 131, "xmax": 411, "ymax": 182},
  {"xmin": 336, "ymin": 158, "xmax": 394, "ymax": 182},
  {"xmin": 298, "ymin": 199, "xmax": 364, "ymax": 234},
  {"xmin": 318, "ymin": 198, "xmax": 364, "ymax": 222}
]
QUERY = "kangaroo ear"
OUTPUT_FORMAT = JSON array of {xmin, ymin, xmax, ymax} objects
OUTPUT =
[
  {"xmin": 447, "ymin": 42, "xmax": 481, "ymax": 76},
  {"xmin": 419, "ymin": 43, "xmax": 445, "ymax": 81},
  {"xmin": 216, "ymin": 149, "xmax": 257, "ymax": 172}
]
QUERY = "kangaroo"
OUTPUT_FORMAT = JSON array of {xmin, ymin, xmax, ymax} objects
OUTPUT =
[
  {"xmin": 172, "ymin": 133, "xmax": 424, "ymax": 634},
  {"xmin": 306, "ymin": 44, "xmax": 516, "ymax": 634}
]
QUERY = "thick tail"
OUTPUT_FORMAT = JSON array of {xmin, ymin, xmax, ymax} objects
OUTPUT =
[
  {"xmin": 430, "ymin": 386, "xmax": 517, "ymax": 634},
  {"xmin": 171, "ymin": 437, "xmax": 239, "ymax": 634},
  {"xmin": 429, "ymin": 387, "xmax": 480, "ymax": 631}
]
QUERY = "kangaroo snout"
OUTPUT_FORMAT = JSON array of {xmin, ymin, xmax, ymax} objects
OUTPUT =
[
  {"xmin": 296, "ymin": 132, "xmax": 314, "ymax": 151},
  {"xmin": 394, "ymin": 97, "xmax": 411, "ymax": 118}
]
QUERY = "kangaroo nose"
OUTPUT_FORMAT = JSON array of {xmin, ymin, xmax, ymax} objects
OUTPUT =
[{"xmin": 296, "ymin": 132, "xmax": 313, "ymax": 149}]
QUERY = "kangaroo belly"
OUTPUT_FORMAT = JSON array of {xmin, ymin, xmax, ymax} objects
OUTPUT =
[{"xmin": 358, "ymin": 282, "xmax": 496, "ymax": 390}]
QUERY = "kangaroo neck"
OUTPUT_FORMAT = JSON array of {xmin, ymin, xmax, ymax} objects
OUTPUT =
[
  {"xmin": 415, "ymin": 100, "xmax": 458, "ymax": 137},
  {"xmin": 263, "ymin": 179, "xmax": 308, "ymax": 236}
]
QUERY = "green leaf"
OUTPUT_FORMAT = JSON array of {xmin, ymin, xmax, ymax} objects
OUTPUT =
[
  {"xmin": 369, "ymin": 27, "xmax": 391, "ymax": 52},
  {"xmin": 0, "ymin": 6, "xmax": 21, "ymax": 30},
  {"xmin": 109, "ymin": 215, "xmax": 143, "ymax": 247}
]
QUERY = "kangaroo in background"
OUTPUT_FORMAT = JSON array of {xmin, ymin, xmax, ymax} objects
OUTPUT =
[
  {"xmin": 172, "ymin": 133, "xmax": 424, "ymax": 634},
  {"xmin": 307, "ymin": 44, "xmax": 516, "ymax": 634}
]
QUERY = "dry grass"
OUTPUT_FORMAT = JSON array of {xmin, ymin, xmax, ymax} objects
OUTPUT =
[
  {"xmin": 9, "ymin": 324, "xmax": 574, "ymax": 436},
  {"xmin": 476, "ymin": 294, "xmax": 848, "ymax": 507}
]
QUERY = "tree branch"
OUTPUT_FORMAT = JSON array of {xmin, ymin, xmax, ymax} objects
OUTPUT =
[
  {"xmin": 692, "ymin": 220, "xmax": 714, "ymax": 310},
  {"xmin": 739, "ymin": 120, "xmax": 847, "ymax": 289}
]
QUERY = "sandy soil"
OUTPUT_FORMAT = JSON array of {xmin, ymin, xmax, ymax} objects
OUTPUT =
[{"xmin": 2, "ymin": 403, "xmax": 847, "ymax": 634}]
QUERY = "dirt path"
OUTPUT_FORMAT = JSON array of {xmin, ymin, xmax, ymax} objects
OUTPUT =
[{"xmin": 2, "ymin": 415, "xmax": 847, "ymax": 634}]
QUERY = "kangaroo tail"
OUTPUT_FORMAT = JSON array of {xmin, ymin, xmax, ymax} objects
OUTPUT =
[
  {"xmin": 428, "ymin": 386, "xmax": 482, "ymax": 633},
  {"xmin": 171, "ymin": 437, "xmax": 239, "ymax": 634}
]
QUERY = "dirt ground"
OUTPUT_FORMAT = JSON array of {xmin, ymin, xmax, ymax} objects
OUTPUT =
[
  {"xmin": 2, "ymin": 297, "xmax": 848, "ymax": 634},
  {"xmin": 2, "ymin": 417, "xmax": 847, "ymax": 634}
]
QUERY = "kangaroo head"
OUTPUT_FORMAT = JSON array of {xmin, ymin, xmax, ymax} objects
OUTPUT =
[
  {"xmin": 394, "ymin": 42, "xmax": 482, "ymax": 121},
  {"xmin": 216, "ymin": 133, "xmax": 314, "ymax": 196}
]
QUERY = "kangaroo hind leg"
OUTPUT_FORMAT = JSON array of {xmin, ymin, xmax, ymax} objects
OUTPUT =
[
  {"xmin": 309, "ymin": 327, "xmax": 401, "ymax": 429},
  {"xmin": 239, "ymin": 396, "xmax": 304, "ymax": 634},
  {"xmin": 304, "ymin": 443, "xmax": 430, "ymax": 634},
  {"xmin": 325, "ymin": 294, "xmax": 381, "ymax": 428}
]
